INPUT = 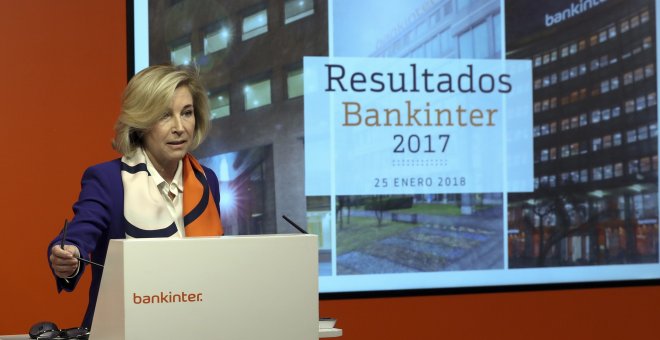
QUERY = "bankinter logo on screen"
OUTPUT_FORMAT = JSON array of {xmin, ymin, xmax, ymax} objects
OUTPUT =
[{"xmin": 545, "ymin": 0, "xmax": 606, "ymax": 27}]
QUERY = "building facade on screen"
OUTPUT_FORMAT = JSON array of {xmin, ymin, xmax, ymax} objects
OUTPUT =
[
  {"xmin": 365, "ymin": 0, "xmax": 503, "ymax": 217},
  {"xmin": 147, "ymin": 0, "xmax": 327, "ymax": 237},
  {"xmin": 328, "ymin": 0, "xmax": 508, "ymax": 276},
  {"xmin": 506, "ymin": 0, "xmax": 659, "ymax": 267},
  {"xmin": 369, "ymin": 0, "xmax": 500, "ymax": 59}
]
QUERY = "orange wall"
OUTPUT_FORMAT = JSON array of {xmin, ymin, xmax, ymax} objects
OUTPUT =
[
  {"xmin": 2, "ymin": 1, "xmax": 660, "ymax": 338},
  {"xmin": 0, "ymin": 0, "xmax": 125, "ymax": 334},
  {"xmin": 320, "ymin": 285, "xmax": 660, "ymax": 339}
]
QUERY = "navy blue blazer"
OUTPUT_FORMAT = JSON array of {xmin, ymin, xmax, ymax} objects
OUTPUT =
[{"xmin": 48, "ymin": 158, "xmax": 220, "ymax": 329}]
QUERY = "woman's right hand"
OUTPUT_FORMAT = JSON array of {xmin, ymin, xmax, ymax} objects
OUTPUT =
[{"xmin": 50, "ymin": 245, "xmax": 80, "ymax": 278}]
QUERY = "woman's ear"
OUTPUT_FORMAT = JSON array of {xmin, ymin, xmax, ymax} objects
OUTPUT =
[{"xmin": 129, "ymin": 129, "xmax": 143, "ymax": 145}]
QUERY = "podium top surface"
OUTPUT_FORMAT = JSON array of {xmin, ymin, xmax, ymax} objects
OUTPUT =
[
  {"xmin": 112, "ymin": 233, "xmax": 317, "ymax": 243},
  {"xmin": 0, "ymin": 328, "xmax": 342, "ymax": 339}
]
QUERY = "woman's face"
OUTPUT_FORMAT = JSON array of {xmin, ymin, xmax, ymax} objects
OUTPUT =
[{"xmin": 143, "ymin": 86, "xmax": 196, "ymax": 171}]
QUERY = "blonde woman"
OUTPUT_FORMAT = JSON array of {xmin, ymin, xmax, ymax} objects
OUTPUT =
[{"xmin": 48, "ymin": 65, "xmax": 223, "ymax": 329}]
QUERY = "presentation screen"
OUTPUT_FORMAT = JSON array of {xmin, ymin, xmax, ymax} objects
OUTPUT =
[{"xmin": 132, "ymin": 0, "xmax": 660, "ymax": 293}]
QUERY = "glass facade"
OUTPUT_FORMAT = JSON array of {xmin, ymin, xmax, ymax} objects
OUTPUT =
[
  {"xmin": 507, "ymin": 1, "xmax": 658, "ymax": 268},
  {"xmin": 371, "ymin": 0, "xmax": 500, "ymax": 59}
]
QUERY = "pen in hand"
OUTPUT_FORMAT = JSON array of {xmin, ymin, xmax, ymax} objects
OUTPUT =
[
  {"xmin": 60, "ymin": 219, "xmax": 68, "ymax": 250},
  {"xmin": 75, "ymin": 256, "xmax": 104, "ymax": 268},
  {"xmin": 60, "ymin": 219, "xmax": 70, "ymax": 283},
  {"xmin": 61, "ymin": 219, "xmax": 104, "ymax": 269}
]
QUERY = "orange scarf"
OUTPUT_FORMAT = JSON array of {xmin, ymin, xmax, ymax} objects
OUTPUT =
[{"xmin": 182, "ymin": 154, "xmax": 223, "ymax": 237}]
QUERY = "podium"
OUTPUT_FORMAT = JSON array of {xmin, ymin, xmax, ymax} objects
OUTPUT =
[{"xmin": 90, "ymin": 235, "xmax": 319, "ymax": 340}]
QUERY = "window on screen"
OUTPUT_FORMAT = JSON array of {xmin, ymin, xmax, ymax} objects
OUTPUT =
[
  {"xmin": 209, "ymin": 91, "xmax": 230, "ymax": 119},
  {"xmin": 287, "ymin": 68, "xmax": 304, "ymax": 99},
  {"xmin": 284, "ymin": 0, "xmax": 314, "ymax": 24},
  {"xmin": 170, "ymin": 42, "xmax": 191, "ymax": 66},
  {"xmin": 242, "ymin": 9, "xmax": 268, "ymax": 41},
  {"xmin": 204, "ymin": 26, "xmax": 231, "ymax": 55},
  {"xmin": 244, "ymin": 78, "xmax": 271, "ymax": 110}
]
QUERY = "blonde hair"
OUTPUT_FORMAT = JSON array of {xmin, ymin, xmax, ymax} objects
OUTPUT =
[{"xmin": 113, "ymin": 64, "xmax": 211, "ymax": 156}]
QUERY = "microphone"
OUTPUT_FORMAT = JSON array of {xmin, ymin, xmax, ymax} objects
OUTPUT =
[{"xmin": 281, "ymin": 215, "xmax": 308, "ymax": 234}]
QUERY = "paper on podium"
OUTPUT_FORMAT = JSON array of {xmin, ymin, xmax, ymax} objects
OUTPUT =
[{"xmin": 90, "ymin": 234, "xmax": 319, "ymax": 340}]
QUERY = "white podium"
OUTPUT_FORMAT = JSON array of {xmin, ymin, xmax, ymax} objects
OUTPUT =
[{"xmin": 90, "ymin": 235, "xmax": 319, "ymax": 340}]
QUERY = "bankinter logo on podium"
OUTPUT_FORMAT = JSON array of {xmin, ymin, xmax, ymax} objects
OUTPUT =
[{"xmin": 132, "ymin": 291, "xmax": 204, "ymax": 304}]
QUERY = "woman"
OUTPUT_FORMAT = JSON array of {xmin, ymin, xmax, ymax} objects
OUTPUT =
[{"xmin": 48, "ymin": 64, "xmax": 223, "ymax": 329}]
